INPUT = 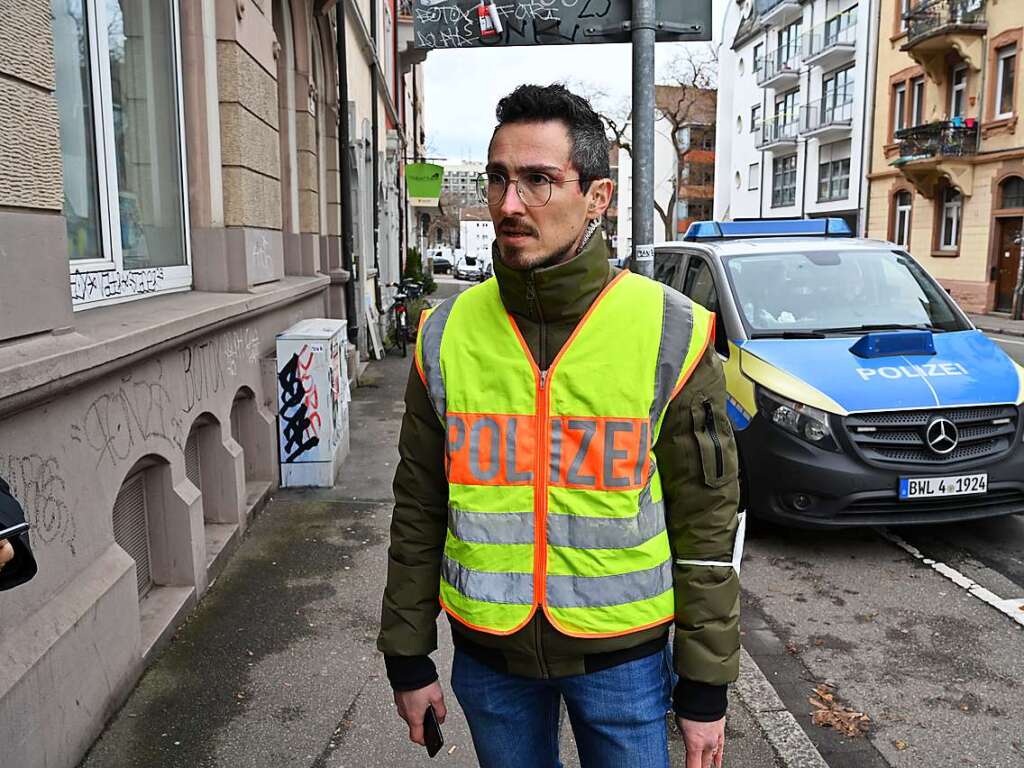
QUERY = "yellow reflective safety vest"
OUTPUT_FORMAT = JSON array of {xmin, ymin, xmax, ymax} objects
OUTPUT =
[{"xmin": 415, "ymin": 270, "xmax": 713, "ymax": 638}]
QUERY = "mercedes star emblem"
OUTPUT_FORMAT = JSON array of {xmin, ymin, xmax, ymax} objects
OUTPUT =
[{"xmin": 925, "ymin": 417, "xmax": 959, "ymax": 456}]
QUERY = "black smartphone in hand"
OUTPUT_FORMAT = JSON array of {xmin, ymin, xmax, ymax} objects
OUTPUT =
[
  {"xmin": 0, "ymin": 522, "xmax": 30, "ymax": 540},
  {"xmin": 423, "ymin": 704, "xmax": 444, "ymax": 758}
]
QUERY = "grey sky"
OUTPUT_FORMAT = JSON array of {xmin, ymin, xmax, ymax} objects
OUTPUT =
[{"xmin": 422, "ymin": 1, "xmax": 728, "ymax": 163}]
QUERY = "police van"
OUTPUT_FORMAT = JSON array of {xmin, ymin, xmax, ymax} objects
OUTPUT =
[{"xmin": 654, "ymin": 219, "xmax": 1024, "ymax": 527}]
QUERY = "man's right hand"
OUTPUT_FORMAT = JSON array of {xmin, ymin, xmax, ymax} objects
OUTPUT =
[
  {"xmin": 0, "ymin": 539, "xmax": 14, "ymax": 570},
  {"xmin": 394, "ymin": 681, "xmax": 447, "ymax": 746}
]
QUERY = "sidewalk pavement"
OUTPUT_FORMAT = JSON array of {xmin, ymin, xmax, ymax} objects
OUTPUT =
[
  {"xmin": 969, "ymin": 312, "xmax": 1024, "ymax": 338},
  {"xmin": 78, "ymin": 352, "xmax": 824, "ymax": 768}
]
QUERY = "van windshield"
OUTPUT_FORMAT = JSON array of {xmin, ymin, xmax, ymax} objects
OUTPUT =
[{"xmin": 723, "ymin": 250, "xmax": 970, "ymax": 336}]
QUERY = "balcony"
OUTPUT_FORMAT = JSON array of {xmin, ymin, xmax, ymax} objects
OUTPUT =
[
  {"xmin": 756, "ymin": 0, "xmax": 803, "ymax": 27},
  {"xmin": 397, "ymin": 0, "xmax": 427, "ymax": 72},
  {"xmin": 901, "ymin": 0, "xmax": 986, "ymax": 83},
  {"xmin": 804, "ymin": 7, "xmax": 857, "ymax": 69},
  {"xmin": 757, "ymin": 113, "xmax": 800, "ymax": 152},
  {"xmin": 802, "ymin": 94, "xmax": 855, "ymax": 140},
  {"xmin": 891, "ymin": 120, "xmax": 979, "ymax": 197},
  {"xmin": 757, "ymin": 46, "xmax": 801, "ymax": 89}
]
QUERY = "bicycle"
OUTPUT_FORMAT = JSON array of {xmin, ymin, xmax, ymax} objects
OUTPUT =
[{"xmin": 385, "ymin": 281, "xmax": 421, "ymax": 357}]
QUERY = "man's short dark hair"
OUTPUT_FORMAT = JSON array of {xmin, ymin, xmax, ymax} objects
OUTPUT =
[{"xmin": 493, "ymin": 84, "xmax": 610, "ymax": 192}]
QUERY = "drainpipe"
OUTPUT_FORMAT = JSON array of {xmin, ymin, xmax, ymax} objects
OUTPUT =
[
  {"xmin": 370, "ymin": 0, "xmax": 382, "ymax": 312},
  {"xmin": 860, "ymin": 0, "xmax": 881, "ymax": 238},
  {"xmin": 336, "ymin": 3, "xmax": 358, "ymax": 342}
]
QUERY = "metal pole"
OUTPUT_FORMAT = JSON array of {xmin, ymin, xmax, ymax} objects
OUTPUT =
[{"xmin": 629, "ymin": 0, "xmax": 656, "ymax": 278}]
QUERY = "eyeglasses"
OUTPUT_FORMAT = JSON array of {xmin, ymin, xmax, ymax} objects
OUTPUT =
[{"xmin": 476, "ymin": 171, "xmax": 584, "ymax": 208}]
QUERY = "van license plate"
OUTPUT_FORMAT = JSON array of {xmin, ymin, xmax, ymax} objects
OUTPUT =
[{"xmin": 899, "ymin": 474, "xmax": 988, "ymax": 499}]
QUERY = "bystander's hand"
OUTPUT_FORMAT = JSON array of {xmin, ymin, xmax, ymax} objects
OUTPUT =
[
  {"xmin": 678, "ymin": 716, "xmax": 725, "ymax": 768},
  {"xmin": 394, "ymin": 680, "xmax": 447, "ymax": 746},
  {"xmin": 0, "ymin": 538, "xmax": 14, "ymax": 571}
]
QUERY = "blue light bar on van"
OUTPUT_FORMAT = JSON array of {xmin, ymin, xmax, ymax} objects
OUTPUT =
[{"xmin": 683, "ymin": 218, "xmax": 854, "ymax": 241}]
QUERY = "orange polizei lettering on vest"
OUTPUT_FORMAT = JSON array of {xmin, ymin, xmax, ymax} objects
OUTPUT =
[
  {"xmin": 549, "ymin": 417, "xmax": 649, "ymax": 491},
  {"xmin": 446, "ymin": 413, "xmax": 537, "ymax": 486}
]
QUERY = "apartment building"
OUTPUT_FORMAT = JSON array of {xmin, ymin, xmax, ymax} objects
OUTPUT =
[
  {"xmin": 865, "ymin": 0, "xmax": 1023, "ymax": 314},
  {"xmin": 658, "ymin": 85, "xmax": 718, "ymax": 236},
  {"xmin": 441, "ymin": 160, "xmax": 487, "ymax": 207},
  {"xmin": 716, "ymin": 0, "xmax": 876, "ymax": 232},
  {"xmin": 0, "ymin": 2, "xmax": 425, "ymax": 767}
]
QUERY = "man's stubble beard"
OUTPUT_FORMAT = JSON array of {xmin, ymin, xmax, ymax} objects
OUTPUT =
[{"xmin": 499, "ymin": 232, "xmax": 580, "ymax": 272}]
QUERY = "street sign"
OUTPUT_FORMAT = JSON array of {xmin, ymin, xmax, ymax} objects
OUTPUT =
[
  {"xmin": 411, "ymin": 0, "xmax": 712, "ymax": 49},
  {"xmin": 406, "ymin": 162, "xmax": 445, "ymax": 207}
]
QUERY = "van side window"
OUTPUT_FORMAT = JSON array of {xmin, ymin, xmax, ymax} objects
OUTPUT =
[{"xmin": 682, "ymin": 258, "xmax": 729, "ymax": 357}]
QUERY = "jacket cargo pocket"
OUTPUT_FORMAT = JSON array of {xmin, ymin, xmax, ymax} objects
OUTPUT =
[{"xmin": 693, "ymin": 396, "xmax": 738, "ymax": 488}]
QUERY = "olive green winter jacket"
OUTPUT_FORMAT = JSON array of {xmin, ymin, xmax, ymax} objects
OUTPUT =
[{"xmin": 378, "ymin": 231, "xmax": 740, "ymax": 720}]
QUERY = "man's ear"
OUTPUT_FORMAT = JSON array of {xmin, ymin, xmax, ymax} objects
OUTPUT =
[{"xmin": 586, "ymin": 178, "xmax": 614, "ymax": 218}]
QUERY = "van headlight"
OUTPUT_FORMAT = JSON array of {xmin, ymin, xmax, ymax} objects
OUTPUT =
[{"xmin": 755, "ymin": 386, "xmax": 839, "ymax": 451}]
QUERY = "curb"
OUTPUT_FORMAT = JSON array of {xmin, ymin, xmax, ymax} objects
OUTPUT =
[
  {"xmin": 970, "ymin": 319, "xmax": 1024, "ymax": 339},
  {"xmin": 734, "ymin": 647, "xmax": 830, "ymax": 768}
]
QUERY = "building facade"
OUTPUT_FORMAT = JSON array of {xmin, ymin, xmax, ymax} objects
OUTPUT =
[
  {"xmin": 716, "ymin": 0, "xmax": 876, "ymax": 233},
  {"xmin": 440, "ymin": 160, "xmax": 487, "ymax": 208},
  {"xmin": 0, "ymin": 2, "xmax": 425, "ymax": 766},
  {"xmin": 865, "ymin": 0, "xmax": 1023, "ymax": 314}
]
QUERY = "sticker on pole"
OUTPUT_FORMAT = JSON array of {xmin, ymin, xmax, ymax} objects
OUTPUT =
[
  {"xmin": 410, "ymin": 1, "xmax": 712, "ymax": 49},
  {"xmin": 634, "ymin": 244, "xmax": 654, "ymax": 262}
]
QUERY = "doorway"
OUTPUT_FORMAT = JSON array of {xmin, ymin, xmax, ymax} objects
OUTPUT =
[{"xmin": 994, "ymin": 217, "xmax": 1023, "ymax": 312}]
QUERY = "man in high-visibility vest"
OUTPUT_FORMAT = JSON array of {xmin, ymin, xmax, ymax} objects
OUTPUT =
[{"xmin": 379, "ymin": 84, "xmax": 740, "ymax": 768}]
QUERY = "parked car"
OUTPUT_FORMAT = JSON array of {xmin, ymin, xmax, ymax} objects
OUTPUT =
[
  {"xmin": 454, "ymin": 254, "xmax": 484, "ymax": 281},
  {"xmin": 429, "ymin": 247, "xmax": 453, "ymax": 274},
  {"xmin": 654, "ymin": 218, "xmax": 1024, "ymax": 528}
]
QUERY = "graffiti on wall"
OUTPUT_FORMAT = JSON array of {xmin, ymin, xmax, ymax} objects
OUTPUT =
[
  {"xmin": 277, "ymin": 345, "xmax": 321, "ymax": 462},
  {"xmin": 0, "ymin": 454, "xmax": 76, "ymax": 555},
  {"xmin": 70, "ymin": 363, "xmax": 185, "ymax": 470},
  {"xmin": 70, "ymin": 267, "xmax": 166, "ymax": 304},
  {"xmin": 179, "ymin": 328, "xmax": 261, "ymax": 412}
]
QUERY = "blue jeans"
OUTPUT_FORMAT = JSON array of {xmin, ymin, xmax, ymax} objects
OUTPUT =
[{"xmin": 450, "ymin": 646, "xmax": 673, "ymax": 768}]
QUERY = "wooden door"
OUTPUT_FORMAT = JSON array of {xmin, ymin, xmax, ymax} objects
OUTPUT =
[{"xmin": 995, "ymin": 218, "xmax": 1023, "ymax": 312}]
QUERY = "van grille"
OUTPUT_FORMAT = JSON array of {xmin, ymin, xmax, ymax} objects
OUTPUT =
[{"xmin": 843, "ymin": 405, "xmax": 1019, "ymax": 466}]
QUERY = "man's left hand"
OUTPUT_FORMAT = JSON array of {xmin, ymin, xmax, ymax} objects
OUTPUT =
[{"xmin": 678, "ymin": 716, "xmax": 725, "ymax": 768}]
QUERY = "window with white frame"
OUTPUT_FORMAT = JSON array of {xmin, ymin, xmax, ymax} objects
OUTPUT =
[
  {"xmin": 939, "ymin": 187, "xmax": 962, "ymax": 251},
  {"xmin": 893, "ymin": 190, "xmax": 913, "ymax": 247},
  {"xmin": 753, "ymin": 43, "xmax": 764, "ymax": 73},
  {"xmin": 995, "ymin": 44, "xmax": 1017, "ymax": 119},
  {"xmin": 751, "ymin": 104, "xmax": 762, "ymax": 133},
  {"xmin": 949, "ymin": 64, "xmax": 968, "ymax": 118},
  {"xmin": 893, "ymin": 82, "xmax": 907, "ymax": 135},
  {"xmin": 748, "ymin": 162, "xmax": 760, "ymax": 190},
  {"xmin": 899, "ymin": 0, "xmax": 910, "ymax": 32},
  {"xmin": 818, "ymin": 140, "xmax": 851, "ymax": 202},
  {"xmin": 772, "ymin": 154, "xmax": 798, "ymax": 208},
  {"xmin": 53, "ymin": 0, "xmax": 190, "ymax": 309},
  {"xmin": 911, "ymin": 76, "xmax": 925, "ymax": 126}
]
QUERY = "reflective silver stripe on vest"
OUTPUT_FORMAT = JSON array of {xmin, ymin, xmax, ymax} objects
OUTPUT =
[
  {"xmin": 546, "ymin": 559, "xmax": 673, "ymax": 609},
  {"xmin": 448, "ymin": 507, "xmax": 535, "ymax": 545},
  {"xmin": 650, "ymin": 286, "xmax": 695, "ymax": 431},
  {"xmin": 421, "ymin": 296, "xmax": 458, "ymax": 421},
  {"xmin": 546, "ymin": 481, "xmax": 665, "ymax": 549},
  {"xmin": 441, "ymin": 555, "xmax": 535, "ymax": 605}
]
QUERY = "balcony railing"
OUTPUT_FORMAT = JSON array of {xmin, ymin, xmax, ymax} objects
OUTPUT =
[
  {"xmin": 806, "ymin": 6, "xmax": 857, "ymax": 59},
  {"xmin": 904, "ymin": 0, "xmax": 986, "ymax": 44},
  {"xmin": 758, "ymin": 113, "xmax": 801, "ymax": 147},
  {"xmin": 893, "ymin": 120, "xmax": 980, "ymax": 160},
  {"xmin": 757, "ymin": 44, "xmax": 801, "ymax": 85},
  {"xmin": 803, "ymin": 92, "xmax": 855, "ymax": 133}
]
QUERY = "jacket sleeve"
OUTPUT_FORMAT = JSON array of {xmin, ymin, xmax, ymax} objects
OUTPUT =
[
  {"xmin": 377, "ymin": 361, "xmax": 450, "ymax": 691},
  {"xmin": 0, "ymin": 477, "xmax": 38, "ymax": 591},
  {"xmin": 653, "ymin": 345, "xmax": 741, "ymax": 721}
]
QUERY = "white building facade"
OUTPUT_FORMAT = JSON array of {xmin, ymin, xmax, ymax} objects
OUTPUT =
[{"xmin": 716, "ymin": 0, "xmax": 877, "ymax": 233}]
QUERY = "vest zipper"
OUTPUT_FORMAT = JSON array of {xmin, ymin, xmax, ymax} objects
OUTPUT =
[
  {"xmin": 703, "ymin": 399, "xmax": 724, "ymax": 479},
  {"xmin": 535, "ymin": 366, "xmax": 551, "ymax": 677}
]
